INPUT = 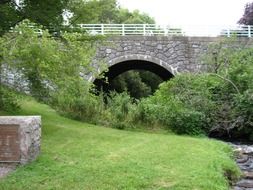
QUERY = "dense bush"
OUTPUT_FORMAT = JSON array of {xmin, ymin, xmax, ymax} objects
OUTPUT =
[
  {"xmin": 0, "ymin": 85, "xmax": 19, "ymax": 113},
  {"xmin": 0, "ymin": 20, "xmax": 99, "ymax": 102},
  {"xmin": 105, "ymin": 92, "xmax": 135, "ymax": 129},
  {"xmin": 135, "ymin": 43, "xmax": 253, "ymax": 138},
  {"xmin": 51, "ymin": 84, "xmax": 137, "ymax": 129},
  {"xmin": 135, "ymin": 74, "xmax": 220, "ymax": 135},
  {"xmin": 50, "ymin": 79, "xmax": 103, "ymax": 123},
  {"xmin": 110, "ymin": 70, "xmax": 163, "ymax": 99}
]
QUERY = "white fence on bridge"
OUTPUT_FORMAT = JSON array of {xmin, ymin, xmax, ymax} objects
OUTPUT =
[
  {"xmin": 18, "ymin": 22, "xmax": 253, "ymax": 37},
  {"xmin": 75, "ymin": 24, "xmax": 253, "ymax": 37}
]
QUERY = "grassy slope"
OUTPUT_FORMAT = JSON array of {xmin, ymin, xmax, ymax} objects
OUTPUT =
[{"xmin": 0, "ymin": 98, "xmax": 240, "ymax": 190}]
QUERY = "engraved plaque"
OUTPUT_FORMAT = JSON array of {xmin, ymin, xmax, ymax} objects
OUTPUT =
[{"xmin": 0, "ymin": 125, "xmax": 20, "ymax": 162}]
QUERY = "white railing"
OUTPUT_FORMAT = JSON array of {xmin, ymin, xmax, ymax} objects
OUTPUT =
[
  {"xmin": 11, "ymin": 22, "xmax": 253, "ymax": 37},
  {"xmin": 77, "ymin": 24, "xmax": 183, "ymax": 36},
  {"xmin": 75, "ymin": 24, "xmax": 253, "ymax": 37}
]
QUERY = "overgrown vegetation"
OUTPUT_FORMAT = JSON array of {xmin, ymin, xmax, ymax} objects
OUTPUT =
[
  {"xmin": 110, "ymin": 70, "xmax": 163, "ymax": 99},
  {"xmin": 1, "ymin": 1, "xmax": 253, "ymax": 141},
  {"xmin": 0, "ymin": 20, "xmax": 101, "ymax": 109},
  {"xmin": 0, "ymin": 0, "xmax": 155, "ymax": 36},
  {"xmin": 0, "ymin": 86, "xmax": 19, "ymax": 113},
  {"xmin": 134, "ymin": 40, "xmax": 253, "ymax": 138},
  {"xmin": 1, "ymin": 24, "xmax": 253, "ymax": 140}
]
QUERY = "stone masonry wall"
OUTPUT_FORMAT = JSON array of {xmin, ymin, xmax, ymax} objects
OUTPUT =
[
  {"xmin": 93, "ymin": 36, "xmax": 253, "ymax": 78},
  {"xmin": 0, "ymin": 116, "xmax": 41, "ymax": 165}
]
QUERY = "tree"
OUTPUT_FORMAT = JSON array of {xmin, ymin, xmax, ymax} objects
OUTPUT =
[
  {"xmin": 116, "ymin": 9, "xmax": 155, "ymax": 24},
  {"xmin": 0, "ymin": 20, "xmax": 97, "ymax": 102},
  {"xmin": 68, "ymin": 0, "xmax": 119, "ymax": 24},
  {"xmin": 110, "ymin": 70, "xmax": 162, "ymax": 99},
  {"xmin": 68, "ymin": 0, "xmax": 155, "ymax": 25},
  {"xmin": 0, "ymin": 1, "xmax": 21, "ymax": 35},
  {"xmin": 238, "ymin": 2, "xmax": 253, "ymax": 25},
  {"xmin": 0, "ymin": 0, "xmax": 69, "ymax": 35}
]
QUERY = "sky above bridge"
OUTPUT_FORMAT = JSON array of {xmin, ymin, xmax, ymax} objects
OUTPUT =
[{"xmin": 118, "ymin": 0, "xmax": 250, "ymax": 26}]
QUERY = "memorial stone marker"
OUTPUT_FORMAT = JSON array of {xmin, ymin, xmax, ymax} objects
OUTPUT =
[{"xmin": 0, "ymin": 116, "xmax": 41, "ymax": 164}]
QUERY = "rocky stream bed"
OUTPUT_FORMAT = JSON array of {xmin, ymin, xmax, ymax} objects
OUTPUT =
[{"xmin": 231, "ymin": 143, "xmax": 253, "ymax": 190}]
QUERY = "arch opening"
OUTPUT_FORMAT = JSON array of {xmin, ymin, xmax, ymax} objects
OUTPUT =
[{"xmin": 94, "ymin": 59, "xmax": 174, "ymax": 97}]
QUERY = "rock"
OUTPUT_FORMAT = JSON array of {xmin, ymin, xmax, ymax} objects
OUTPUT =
[
  {"xmin": 237, "ymin": 155, "xmax": 249, "ymax": 163},
  {"xmin": 105, "ymin": 49, "xmax": 112, "ymax": 54},
  {"xmin": 236, "ymin": 179, "xmax": 253, "ymax": 188},
  {"xmin": 0, "ymin": 116, "xmax": 41, "ymax": 165},
  {"xmin": 157, "ymin": 44, "xmax": 163, "ymax": 50},
  {"xmin": 244, "ymin": 171, "xmax": 253, "ymax": 179},
  {"xmin": 244, "ymin": 147, "xmax": 253, "ymax": 154},
  {"xmin": 231, "ymin": 143, "xmax": 253, "ymax": 190},
  {"xmin": 232, "ymin": 187, "xmax": 244, "ymax": 190}
]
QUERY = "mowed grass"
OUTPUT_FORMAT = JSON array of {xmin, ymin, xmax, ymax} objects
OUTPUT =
[{"xmin": 0, "ymin": 98, "xmax": 240, "ymax": 190}]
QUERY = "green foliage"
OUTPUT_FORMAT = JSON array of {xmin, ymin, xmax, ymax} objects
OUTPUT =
[
  {"xmin": 136, "ymin": 42, "xmax": 253, "ymax": 137},
  {"xmin": 0, "ymin": 85, "xmax": 19, "ymax": 113},
  {"xmin": 110, "ymin": 70, "xmax": 162, "ymax": 99},
  {"xmin": 0, "ymin": 20, "xmax": 97, "ymax": 102},
  {"xmin": 0, "ymin": 0, "xmax": 69, "ymax": 35},
  {"xmin": 116, "ymin": 9, "xmax": 155, "ymax": 24},
  {"xmin": 135, "ymin": 74, "xmax": 220, "ymax": 135},
  {"xmin": 50, "ymin": 80, "xmax": 103, "ymax": 123},
  {"xmin": 204, "ymin": 44, "xmax": 253, "ymax": 139},
  {"xmin": 22, "ymin": 0, "xmax": 68, "ymax": 28},
  {"xmin": 134, "ymin": 40, "xmax": 252, "ymax": 138},
  {"xmin": 1, "ymin": 21, "xmax": 61, "ymax": 101},
  {"xmin": 105, "ymin": 91, "xmax": 134, "ymax": 129},
  {"xmin": 139, "ymin": 70, "xmax": 163, "ymax": 94},
  {"xmin": 68, "ymin": 0, "xmax": 155, "ymax": 25},
  {"xmin": 68, "ymin": 0, "xmax": 119, "ymax": 24},
  {"xmin": 233, "ymin": 89, "xmax": 253, "ymax": 139},
  {"xmin": 0, "ymin": 1, "xmax": 21, "ymax": 35}
]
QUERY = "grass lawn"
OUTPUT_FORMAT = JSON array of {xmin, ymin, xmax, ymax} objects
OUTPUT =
[{"xmin": 0, "ymin": 98, "xmax": 240, "ymax": 190}]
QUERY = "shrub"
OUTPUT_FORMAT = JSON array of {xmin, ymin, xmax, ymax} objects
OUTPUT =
[
  {"xmin": 231, "ymin": 89, "xmax": 253, "ymax": 139},
  {"xmin": 168, "ymin": 108, "xmax": 206, "ymax": 135},
  {"xmin": 0, "ymin": 20, "xmax": 99, "ymax": 103},
  {"xmin": 50, "ymin": 80, "xmax": 103, "ymax": 123},
  {"xmin": 0, "ymin": 85, "xmax": 19, "ymax": 113},
  {"xmin": 106, "ymin": 92, "xmax": 135, "ymax": 129},
  {"xmin": 136, "ymin": 91, "xmax": 208, "ymax": 135},
  {"xmin": 135, "ymin": 74, "xmax": 221, "ymax": 135}
]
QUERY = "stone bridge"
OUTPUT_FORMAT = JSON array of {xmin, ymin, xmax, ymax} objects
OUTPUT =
[{"xmin": 92, "ymin": 36, "xmax": 253, "ymax": 88}]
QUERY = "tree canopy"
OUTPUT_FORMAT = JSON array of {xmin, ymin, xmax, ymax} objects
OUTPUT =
[
  {"xmin": 68, "ymin": 0, "xmax": 155, "ymax": 25},
  {"xmin": 0, "ymin": 0, "xmax": 155, "ymax": 35},
  {"xmin": 0, "ymin": 0, "xmax": 69, "ymax": 35}
]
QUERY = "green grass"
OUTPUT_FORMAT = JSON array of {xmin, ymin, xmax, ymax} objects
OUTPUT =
[{"xmin": 0, "ymin": 98, "xmax": 240, "ymax": 190}]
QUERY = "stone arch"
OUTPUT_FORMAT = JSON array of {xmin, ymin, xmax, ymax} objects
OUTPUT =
[
  {"xmin": 107, "ymin": 54, "xmax": 179, "ymax": 76},
  {"xmin": 94, "ymin": 54, "xmax": 177, "ymax": 91}
]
